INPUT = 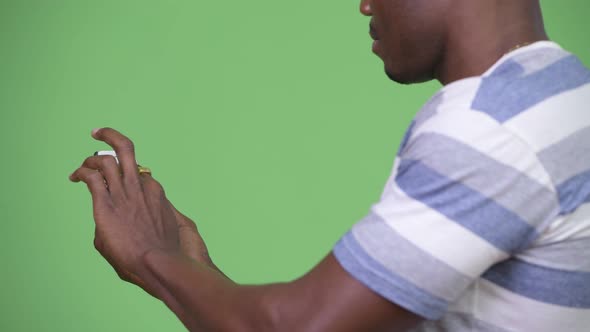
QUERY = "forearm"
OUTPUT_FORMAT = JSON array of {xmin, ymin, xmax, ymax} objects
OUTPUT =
[
  {"xmin": 140, "ymin": 249, "xmax": 278, "ymax": 332},
  {"xmin": 138, "ymin": 250, "xmax": 420, "ymax": 332}
]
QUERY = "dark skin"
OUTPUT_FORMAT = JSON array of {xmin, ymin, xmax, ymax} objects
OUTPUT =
[
  {"xmin": 70, "ymin": 1, "xmax": 549, "ymax": 331},
  {"xmin": 365, "ymin": 0, "xmax": 548, "ymax": 84}
]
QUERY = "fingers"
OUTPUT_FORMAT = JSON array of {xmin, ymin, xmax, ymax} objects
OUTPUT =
[
  {"xmin": 91, "ymin": 128, "xmax": 140, "ymax": 189},
  {"xmin": 78, "ymin": 155, "xmax": 125, "ymax": 199},
  {"xmin": 70, "ymin": 167, "xmax": 111, "ymax": 207}
]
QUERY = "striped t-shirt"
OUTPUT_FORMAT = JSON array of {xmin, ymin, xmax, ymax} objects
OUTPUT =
[{"xmin": 333, "ymin": 41, "xmax": 590, "ymax": 332}]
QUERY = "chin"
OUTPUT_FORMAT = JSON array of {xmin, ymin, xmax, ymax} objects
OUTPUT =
[
  {"xmin": 385, "ymin": 67, "xmax": 415, "ymax": 85},
  {"xmin": 385, "ymin": 69, "xmax": 410, "ymax": 84},
  {"xmin": 385, "ymin": 66, "xmax": 434, "ymax": 85}
]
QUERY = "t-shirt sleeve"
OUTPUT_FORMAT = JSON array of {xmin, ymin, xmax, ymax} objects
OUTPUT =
[{"xmin": 333, "ymin": 110, "xmax": 560, "ymax": 320}]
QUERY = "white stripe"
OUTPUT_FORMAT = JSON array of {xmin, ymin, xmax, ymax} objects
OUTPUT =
[
  {"xmin": 436, "ymin": 77, "xmax": 481, "ymax": 110},
  {"xmin": 535, "ymin": 202, "xmax": 590, "ymax": 244},
  {"xmin": 468, "ymin": 279, "xmax": 590, "ymax": 332},
  {"xmin": 504, "ymin": 83, "xmax": 590, "ymax": 152},
  {"xmin": 516, "ymin": 239, "xmax": 590, "ymax": 273},
  {"xmin": 410, "ymin": 109, "xmax": 555, "ymax": 192},
  {"xmin": 372, "ymin": 184, "xmax": 508, "ymax": 279}
]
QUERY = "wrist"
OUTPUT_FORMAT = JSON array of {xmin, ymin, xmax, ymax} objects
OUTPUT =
[
  {"xmin": 140, "ymin": 248, "xmax": 281, "ymax": 332},
  {"xmin": 135, "ymin": 249, "xmax": 185, "ymax": 297}
]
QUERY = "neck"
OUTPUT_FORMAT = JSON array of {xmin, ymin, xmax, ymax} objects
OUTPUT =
[{"xmin": 435, "ymin": 0, "xmax": 549, "ymax": 85}]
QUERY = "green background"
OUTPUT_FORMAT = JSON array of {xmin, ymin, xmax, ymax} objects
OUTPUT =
[{"xmin": 1, "ymin": 1, "xmax": 587, "ymax": 331}]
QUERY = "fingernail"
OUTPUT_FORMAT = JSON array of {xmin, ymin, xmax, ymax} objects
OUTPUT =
[{"xmin": 91, "ymin": 128, "xmax": 101, "ymax": 137}]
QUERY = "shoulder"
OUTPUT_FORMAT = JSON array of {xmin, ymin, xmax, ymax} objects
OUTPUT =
[
  {"xmin": 471, "ymin": 41, "xmax": 590, "ymax": 124},
  {"xmin": 403, "ymin": 41, "xmax": 590, "ymax": 173}
]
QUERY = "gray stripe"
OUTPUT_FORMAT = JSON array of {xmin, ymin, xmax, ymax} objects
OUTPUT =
[
  {"xmin": 397, "ymin": 121, "xmax": 415, "ymax": 156},
  {"xmin": 518, "ymin": 237, "xmax": 590, "ymax": 272},
  {"xmin": 414, "ymin": 91, "xmax": 444, "ymax": 129},
  {"xmin": 410, "ymin": 312, "xmax": 511, "ymax": 332},
  {"xmin": 403, "ymin": 132, "xmax": 559, "ymax": 229},
  {"xmin": 512, "ymin": 45, "xmax": 570, "ymax": 76},
  {"xmin": 398, "ymin": 93, "xmax": 444, "ymax": 156},
  {"xmin": 538, "ymin": 126, "xmax": 590, "ymax": 186},
  {"xmin": 397, "ymin": 158, "xmax": 537, "ymax": 252},
  {"xmin": 335, "ymin": 231, "xmax": 448, "ymax": 319},
  {"xmin": 351, "ymin": 213, "xmax": 472, "ymax": 302}
]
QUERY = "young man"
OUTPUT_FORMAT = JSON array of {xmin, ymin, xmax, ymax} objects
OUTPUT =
[{"xmin": 71, "ymin": 0, "xmax": 590, "ymax": 331}]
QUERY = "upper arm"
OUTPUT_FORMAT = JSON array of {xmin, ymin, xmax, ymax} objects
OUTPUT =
[
  {"xmin": 270, "ymin": 252, "xmax": 422, "ymax": 332},
  {"xmin": 267, "ymin": 110, "xmax": 560, "ymax": 331}
]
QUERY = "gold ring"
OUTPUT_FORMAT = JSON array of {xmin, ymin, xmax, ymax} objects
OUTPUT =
[{"xmin": 138, "ymin": 165, "xmax": 152, "ymax": 175}]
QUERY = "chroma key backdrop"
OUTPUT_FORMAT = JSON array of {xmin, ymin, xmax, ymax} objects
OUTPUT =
[{"xmin": 0, "ymin": 1, "xmax": 588, "ymax": 331}]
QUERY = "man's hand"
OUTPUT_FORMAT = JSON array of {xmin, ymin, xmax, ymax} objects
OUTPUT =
[
  {"xmin": 69, "ymin": 128, "xmax": 185, "ymax": 290},
  {"xmin": 69, "ymin": 128, "xmax": 422, "ymax": 332}
]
